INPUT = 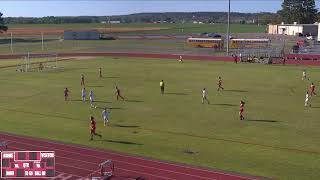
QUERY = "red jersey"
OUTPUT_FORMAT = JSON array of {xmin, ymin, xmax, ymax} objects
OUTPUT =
[
  {"xmin": 240, "ymin": 103, "xmax": 244, "ymax": 112},
  {"xmin": 310, "ymin": 85, "xmax": 315, "ymax": 91},
  {"xmin": 90, "ymin": 120, "xmax": 96, "ymax": 130}
]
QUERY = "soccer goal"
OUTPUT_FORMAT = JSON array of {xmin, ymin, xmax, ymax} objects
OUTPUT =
[
  {"xmin": 16, "ymin": 53, "xmax": 63, "ymax": 72},
  {"xmin": 91, "ymin": 160, "xmax": 114, "ymax": 180}
]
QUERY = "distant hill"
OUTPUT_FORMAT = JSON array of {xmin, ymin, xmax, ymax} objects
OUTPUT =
[{"xmin": 4, "ymin": 12, "xmax": 276, "ymax": 25}]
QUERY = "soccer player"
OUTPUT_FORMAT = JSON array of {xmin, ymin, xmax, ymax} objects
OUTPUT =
[
  {"xmin": 82, "ymin": 88, "xmax": 86, "ymax": 102},
  {"xmin": 310, "ymin": 82, "xmax": 317, "ymax": 96},
  {"xmin": 116, "ymin": 86, "xmax": 125, "ymax": 100},
  {"xmin": 81, "ymin": 74, "xmax": 85, "ymax": 86},
  {"xmin": 178, "ymin": 55, "xmax": 183, "ymax": 63},
  {"xmin": 99, "ymin": 67, "xmax": 102, "ymax": 78},
  {"xmin": 160, "ymin": 80, "xmax": 165, "ymax": 95},
  {"xmin": 102, "ymin": 108, "xmax": 110, "ymax": 126},
  {"xmin": 217, "ymin": 76, "xmax": 224, "ymax": 91},
  {"xmin": 90, "ymin": 116, "xmax": 102, "ymax": 140},
  {"xmin": 305, "ymin": 91, "xmax": 311, "ymax": 107},
  {"xmin": 202, "ymin": 88, "xmax": 210, "ymax": 104},
  {"xmin": 89, "ymin": 90, "xmax": 94, "ymax": 107},
  {"xmin": 302, "ymin": 70, "xmax": 307, "ymax": 80},
  {"xmin": 233, "ymin": 54, "xmax": 238, "ymax": 63},
  {"xmin": 239, "ymin": 101, "xmax": 245, "ymax": 120},
  {"xmin": 64, "ymin": 88, "xmax": 69, "ymax": 101}
]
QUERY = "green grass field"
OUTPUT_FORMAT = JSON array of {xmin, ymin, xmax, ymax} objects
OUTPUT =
[
  {"xmin": 7, "ymin": 23, "xmax": 266, "ymax": 34},
  {"xmin": 0, "ymin": 57, "xmax": 319, "ymax": 180}
]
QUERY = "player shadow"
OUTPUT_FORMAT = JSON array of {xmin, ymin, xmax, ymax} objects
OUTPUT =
[
  {"xmin": 87, "ymin": 85, "xmax": 104, "ymax": 87},
  {"xmin": 224, "ymin": 90, "xmax": 248, "ymax": 93},
  {"xmin": 247, "ymin": 119, "xmax": 278, "ymax": 123},
  {"xmin": 165, "ymin": 92, "xmax": 188, "ymax": 95},
  {"xmin": 103, "ymin": 139, "xmax": 143, "ymax": 146},
  {"xmin": 211, "ymin": 103, "xmax": 237, "ymax": 107},
  {"xmin": 112, "ymin": 124, "xmax": 140, "ymax": 128},
  {"xmin": 311, "ymin": 106, "xmax": 320, "ymax": 108},
  {"xmin": 125, "ymin": 99, "xmax": 144, "ymax": 102},
  {"xmin": 101, "ymin": 76, "xmax": 119, "ymax": 79},
  {"xmin": 95, "ymin": 106, "xmax": 123, "ymax": 110}
]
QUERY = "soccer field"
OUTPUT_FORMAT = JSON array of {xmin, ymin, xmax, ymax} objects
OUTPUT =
[{"xmin": 0, "ymin": 57, "xmax": 319, "ymax": 180}]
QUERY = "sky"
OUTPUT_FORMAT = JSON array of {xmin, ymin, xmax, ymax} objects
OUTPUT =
[{"xmin": 0, "ymin": 0, "xmax": 317, "ymax": 17}]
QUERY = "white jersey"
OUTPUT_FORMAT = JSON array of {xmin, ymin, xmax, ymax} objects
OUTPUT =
[
  {"xmin": 305, "ymin": 93, "xmax": 309, "ymax": 101},
  {"xmin": 202, "ymin": 90, "xmax": 207, "ymax": 98},
  {"xmin": 303, "ymin": 71, "xmax": 306, "ymax": 77}
]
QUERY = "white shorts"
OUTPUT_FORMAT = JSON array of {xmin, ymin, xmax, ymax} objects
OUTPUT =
[
  {"xmin": 90, "ymin": 97, "xmax": 93, "ymax": 102},
  {"xmin": 103, "ymin": 116, "xmax": 109, "ymax": 122}
]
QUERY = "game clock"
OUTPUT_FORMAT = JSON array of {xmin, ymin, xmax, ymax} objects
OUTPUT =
[{"xmin": 1, "ymin": 151, "xmax": 55, "ymax": 178}]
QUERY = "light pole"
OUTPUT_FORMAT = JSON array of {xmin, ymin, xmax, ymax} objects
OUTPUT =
[{"xmin": 226, "ymin": 0, "xmax": 231, "ymax": 56}]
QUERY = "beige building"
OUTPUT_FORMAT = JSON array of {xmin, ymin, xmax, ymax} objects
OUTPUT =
[{"xmin": 268, "ymin": 23, "xmax": 318, "ymax": 36}]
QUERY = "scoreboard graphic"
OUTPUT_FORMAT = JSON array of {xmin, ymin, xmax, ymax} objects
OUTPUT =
[{"xmin": 1, "ymin": 151, "xmax": 55, "ymax": 178}]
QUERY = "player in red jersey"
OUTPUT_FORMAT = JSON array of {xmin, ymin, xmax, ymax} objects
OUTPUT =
[
  {"xmin": 116, "ymin": 86, "xmax": 125, "ymax": 100},
  {"xmin": 239, "ymin": 101, "xmax": 245, "ymax": 120},
  {"xmin": 217, "ymin": 76, "xmax": 224, "ymax": 91},
  {"xmin": 64, "ymin": 88, "xmax": 69, "ymax": 101},
  {"xmin": 81, "ymin": 74, "xmax": 85, "ymax": 86},
  {"xmin": 310, "ymin": 82, "xmax": 317, "ymax": 96},
  {"xmin": 90, "ymin": 116, "xmax": 102, "ymax": 140}
]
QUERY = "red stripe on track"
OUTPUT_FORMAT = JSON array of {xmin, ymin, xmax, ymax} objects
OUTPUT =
[{"xmin": 1, "ymin": 133, "xmax": 268, "ymax": 180}]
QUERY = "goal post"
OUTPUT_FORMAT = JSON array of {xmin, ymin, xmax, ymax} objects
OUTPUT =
[{"xmin": 16, "ymin": 53, "xmax": 63, "ymax": 72}]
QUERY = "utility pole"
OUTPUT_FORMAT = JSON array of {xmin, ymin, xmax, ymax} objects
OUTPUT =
[
  {"xmin": 41, "ymin": 32, "xmax": 44, "ymax": 51},
  {"xmin": 226, "ymin": 0, "xmax": 231, "ymax": 56},
  {"xmin": 10, "ymin": 32, "xmax": 13, "ymax": 53}
]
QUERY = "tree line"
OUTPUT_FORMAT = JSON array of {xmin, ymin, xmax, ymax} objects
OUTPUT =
[
  {"xmin": 2, "ymin": 12, "xmax": 276, "ymax": 25},
  {"xmin": 0, "ymin": 0, "xmax": 319, "ymax": 33}
]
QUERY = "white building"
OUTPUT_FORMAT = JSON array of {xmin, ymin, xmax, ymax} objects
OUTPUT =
[{"xmin": 268, "ymin": 22, "xmax": 318, "ymax": 36}]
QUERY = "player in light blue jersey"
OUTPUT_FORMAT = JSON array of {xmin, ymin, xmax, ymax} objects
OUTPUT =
[
  {"xmin": 102, "ymin": 108, "xmax": 110, "ymax": 126},
  {"xmin": 89, "ymin": 90, "xmax": 94, "ymax": 107},
  {"xmin": 82, "ymin": 88, "xmax": 86, "ymax": 102}
]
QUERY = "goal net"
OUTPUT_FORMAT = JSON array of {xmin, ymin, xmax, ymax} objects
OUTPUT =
[{"xmin": 16, "ymin": 53, "xmax": 63, "ymax": 72}]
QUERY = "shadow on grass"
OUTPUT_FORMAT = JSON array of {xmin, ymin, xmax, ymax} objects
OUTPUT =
[
  {"xmin": 224, "ymin": 90, "xmax": 248, "ymax": 93},
  {"xmin": 87, "ymin": 85, "xmax": 104, "ymax": 88},
  {"xmin": 312, "ymin": 106, "xmax": 320, "ymax": 108},
  {"xmin": 247, "ymin": 119, "xmax": 278, "ymax": 123},
  {"xmin": 112, "ymin": 124, "xmax": 140, "ymax": 128},
  {"xmin": 211, "ymin": 103, "xmax": 237, "ymax": 107},
  {"xmin": 125, "ymin": 99, "xmax": 144, "ymax": 103},
  {"xmin": 95, "ymin": 106, "xmax": 123, "ymax": 110},
  {"xmin": 165, "ymin": 92, "xmax": 188, "ymax": 95},
  {"xmin": 103, "ymin": 139, "xmax": 143, "ymax": 146},
  {"xmin": 101, "ymin": 76, "xmax": 119, "ymax": 79}
]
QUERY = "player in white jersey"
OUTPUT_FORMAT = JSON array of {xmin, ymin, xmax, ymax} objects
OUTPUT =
[
  {"xmin": 102, "ymin": 108, "xmax": 110, "ymax": 126},
  {"xmin": 305, "ymin": 91, "xmax": 311, "ymax": 107},
  {"xmin": 302, "ymin": 70, "xmax": 307, "ymax": 80},
  {"xmin": 82, "ymin": 88, "xmax": 86, "ymax": 102},
  {"xmin": 89, "ymin": 90, "xmax": 94, "ymax": 107},
  {"xmin": 178, "ymin": 55, "xmax": 183, "ymax": 63},
  {"xmin": 202, "ymin": 88, "xmax": 210, "ymax": 104}
]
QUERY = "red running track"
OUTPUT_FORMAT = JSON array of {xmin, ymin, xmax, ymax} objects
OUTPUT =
[{"xmin": 0, "ymin": 132, "xmax": 267, "ymax": 180}]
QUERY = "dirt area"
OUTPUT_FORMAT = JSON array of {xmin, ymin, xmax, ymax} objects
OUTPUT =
[{"xmin": 5, "ymin": 27, "xmax": 168, "ymax": 35}]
